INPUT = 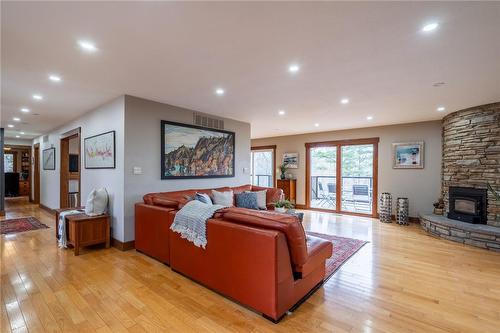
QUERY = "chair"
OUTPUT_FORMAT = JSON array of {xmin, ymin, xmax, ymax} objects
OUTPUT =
[{"xmin": 352, "ymin": 184, "xmax": 370, "ymax": 212}]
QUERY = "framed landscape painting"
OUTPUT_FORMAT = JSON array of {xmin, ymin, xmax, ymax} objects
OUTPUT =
[
  {"xmin": 392, "ymin": 141, "xmax": 424, "ymax": 169},
  {"xmin": 84, "ymin": 131, "xmax": 116, "ymax": 169},
  {"xmin": 161, "ymin": 121, "xmax": 235, "ymax": 179},
  {"xmin": 42, "ymin": 147, "xmax": 56, "ymax": 170},
  {"xmin": 283, "ymin": 152, "xmax": 299, "ymax": 168}
]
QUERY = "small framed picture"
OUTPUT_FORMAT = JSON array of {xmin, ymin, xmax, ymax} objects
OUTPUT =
[
  {"xmin": 392, "ymin": 141, "xmax": 424, "ymax": 169},
  {"xmin": 283, "ymin": 152, "xmax": 299, "ymax": 169},
  {"xmin": 84, "ymin": 131, "xmax": 116, "ymax": 169},
  {"xmin": 42, "ymin": 147, "xmax": 56, "ymax": 170}
]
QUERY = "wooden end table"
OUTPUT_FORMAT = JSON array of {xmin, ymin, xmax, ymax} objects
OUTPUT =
[{"xmin": 55, "ymin": 210, "xmax": 110, "ymax": 256}]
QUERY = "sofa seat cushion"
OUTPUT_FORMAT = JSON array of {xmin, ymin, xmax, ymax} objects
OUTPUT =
[
  {"xmin": 294, "ymin": 235, "xmax": 333, "ymax": 278},
  {"xmin": 218, "ymin": 207, "xmax": 308, "ymax": 267}
]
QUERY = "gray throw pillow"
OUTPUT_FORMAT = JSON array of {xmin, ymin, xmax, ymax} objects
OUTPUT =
[
  {"xmin": 246, "ymin": 190, "xmax": 267, "ymax": 209},
  {"xmin": 235, "ymin": 192, "xmax": 259, "ymax": 210}
]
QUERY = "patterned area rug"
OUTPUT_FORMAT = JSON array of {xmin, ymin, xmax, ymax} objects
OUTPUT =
[
  {"xmin": 307, "ymin": 231, "xmax": 368, "ymax": 281},
  {"xmin": 0, "ymin": 217, "xmax": 49, "ymax": 235}
]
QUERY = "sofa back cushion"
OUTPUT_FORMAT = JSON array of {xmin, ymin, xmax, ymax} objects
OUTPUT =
[{"xmin": 218, "ymin": 207, "xmax": 308, "ymax": 267}]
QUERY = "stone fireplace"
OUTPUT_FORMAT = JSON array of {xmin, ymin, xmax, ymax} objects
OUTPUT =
[
  {"xmin": 420, "ymin": 102, "xmax": 500, "ymax": 251},
  {"xmin": 442, "ymin": 102, "xmax": 500, "ymax": 227}
]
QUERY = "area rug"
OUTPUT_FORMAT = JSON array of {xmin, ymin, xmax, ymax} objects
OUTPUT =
[
  {"xmin": 307, "ymin": 231, "xmax": 368, "ymax": 282},
  {"xmin": 0, "ymin": 217, "xmax": 49, "ymax": 235}
]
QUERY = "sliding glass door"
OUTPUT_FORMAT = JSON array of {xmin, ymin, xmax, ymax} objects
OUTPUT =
[
  {"xmin": 306, "ymin": 139, "xmax": 378, "ymax": 217},
  {"xmin": 251, "ymin": 146, "xmax": 275, "ymax": 188}
]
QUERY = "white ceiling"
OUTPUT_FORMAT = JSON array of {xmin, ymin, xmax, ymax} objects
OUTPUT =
[{"xmin": 1, "ymin": 2, "xmax": 499, "ymax": 140}]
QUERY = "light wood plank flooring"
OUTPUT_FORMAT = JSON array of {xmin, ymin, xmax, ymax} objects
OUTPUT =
[{"xmin": 2, "ymin": 197, "xmax": 500, "ymax": 332}]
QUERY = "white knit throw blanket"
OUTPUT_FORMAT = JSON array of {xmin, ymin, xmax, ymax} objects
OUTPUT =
[
  {"xmin": 170, "ymin": 200, "xmax": 226, "ymax": 249},
  {"xmin": 58, "ymin": 210, "xmax": 82, "ymax": 248}
]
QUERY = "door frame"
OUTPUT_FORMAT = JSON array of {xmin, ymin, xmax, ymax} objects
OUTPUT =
[
  {"xmin": 33, "ymin": 143, "xmax": 40, "ymax": 204},
  {"xmin": 251, "ymin": 145, "xmax": 277, "ymax": 188},
  {"xmin": 60, "ymin": 131, "xmax": 81, "ymax": 208},
  {"xmin": 305, "ymin": 137, "xmax": 379, "ymax": 218}
]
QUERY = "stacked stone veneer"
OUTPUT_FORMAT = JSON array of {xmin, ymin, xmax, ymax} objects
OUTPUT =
[{"xmin": 442, "ymin": 102, "xmax": 500, "ymax": 227}]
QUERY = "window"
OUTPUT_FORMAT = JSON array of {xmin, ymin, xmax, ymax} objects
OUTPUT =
[
  {"xmin": 4, "ymin": 153, "xmax": 14, "ymax": 172},
  {"xmin": 251, "ymin": 146, "xmax": 276, "ymax": 188}
]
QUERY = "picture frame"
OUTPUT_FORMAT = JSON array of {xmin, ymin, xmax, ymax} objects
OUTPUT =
[
  {"xmin": 283, "ymin": 152, "xmax": 299, "ymax": 169},
  {"xmin": 84, "ymin": 131, "xmax": 116, "ymax": 169},
  {"xmin": 161, "ymin": 120, "xmax": 235, "ymax": 179},
  {"xmin": 42, "ymin": 147, "xmax": 56, "ymax": 170},
  {"xmin": 392, "ymin": 141, "xmax": 424, "ymax": 169}
]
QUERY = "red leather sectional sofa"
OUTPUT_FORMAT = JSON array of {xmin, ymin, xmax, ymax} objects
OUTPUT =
[{"xmin": 135, "ymin": 184, "xmax": 333, "ymax": 322}]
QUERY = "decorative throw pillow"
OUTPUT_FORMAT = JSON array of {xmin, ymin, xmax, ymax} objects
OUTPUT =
[
  {"xmin": 246, "ymin": 190, "xmax": 267, "ymax": 210},
  {"xmin": 211, "ymin": 190, "xmax": 234, "ymax": 206},
  {"xmin": 235, "ymin": 192, "xmax": 259, "ymax": 210},
  {"xmin": 195, "ymin": 193, "xmax": 212, "ymax": 205},
  {"xmin": 84, "ymin": 188, "xmax": 109, "ymax": 216}
]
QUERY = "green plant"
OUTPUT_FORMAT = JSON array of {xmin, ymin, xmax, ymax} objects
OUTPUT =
[
  {"xmin": 275, "ymin": 200, "xmax": 294, "ymax": 209},
  {"xmin": 279, "ymin": 163, "xmax": 288, "ymax": 175}
]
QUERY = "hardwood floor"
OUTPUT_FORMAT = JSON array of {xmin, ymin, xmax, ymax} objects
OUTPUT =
[{"xmin": 2, "ymin": 197, "xmax": 500, "ymax": 332}]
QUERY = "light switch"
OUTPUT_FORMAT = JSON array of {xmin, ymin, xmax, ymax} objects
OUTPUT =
[
  {"xmin": 133, "ymin": 167, "xmax": 142, "ymax": 175},
  {"xmin": 243, "ymin": 167, "xmax": 249, "ymax": 174}
]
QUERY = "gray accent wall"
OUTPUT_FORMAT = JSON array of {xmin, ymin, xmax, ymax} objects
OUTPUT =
[
  {"xmin": 252, "ymin": 120, "xmax": 442, "ymax": 217},
  {"xmin": 123, "ymin": 95, "xmax": 251, "ymax": 242}
]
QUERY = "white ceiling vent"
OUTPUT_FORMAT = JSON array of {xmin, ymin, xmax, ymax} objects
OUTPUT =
[{"xmin": 193, "ymin": 113, "xmax": 224, "ymax": 130}]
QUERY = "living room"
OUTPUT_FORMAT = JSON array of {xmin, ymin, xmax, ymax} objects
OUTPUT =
[{"xmin": 1, "ymin": 2, "xmax": 499, "ymax": 332}]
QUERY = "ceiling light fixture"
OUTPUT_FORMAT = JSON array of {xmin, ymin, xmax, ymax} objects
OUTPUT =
[
  {"xmin": 20, "ymin": 132, "xmax": 25, "ymax": 135},
  {"xmin": 437, "ymin": 106, "xmax": 446, "ymax": 112},
  {"xmin": 278, "ymin": 110, "xmax": 286, "ymax": 115},
  {"xmin": 288, "ymin": 64, "xmax": 300, "ymax": 73},
  {"xmin": 7, "ymin": 124, "xmax": 14, "ymax": 128},
  {"xmin": 367, "ymin": 116, "xmax": 374, "ymax": 121},
  {"xmin": 32, "ymin": 94, "xmax": 43, "ymax": 100},
  {"xmin": 314, "ymin": 123, "xmax": 319, "ymax": 127},
  {"xmin": 20, "ymin": 107, "xmax": 30, "ymax": 113},
  {"xmin": 215, "ymin": 88, "xmax": 225, "ymax": 96},
  {"xmin": 49, "ymin": 74, "xmax": 62, "ymax": 82},
  {"xmin": 13, "ymin": 117, "xmax": 21, "ymax": 122},
  {"xmin": 340, "ymin": 98, "xmax": 349, "ymax": 104},
  {"xmin": 422, "ymin": 22, "xmax": 439, "ymax": 32},
  {"xmin": 78, "ymin": 40, "xmax": 97, "ymax": 52},
  {"xmin": 15, "ymin": 135, "xmax": 20, "ymax": 138}
]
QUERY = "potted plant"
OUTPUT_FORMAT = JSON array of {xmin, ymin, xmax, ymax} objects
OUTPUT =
[
  {"xmin": 274, "ymin": 199, "xmax": 294, "ymax": 213},
  {"xmin": 279, "ymin": 163, "xmax": 288, "ymax": 180}
]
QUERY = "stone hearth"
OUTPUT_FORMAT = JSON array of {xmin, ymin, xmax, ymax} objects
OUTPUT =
[
  {"xmin": 442, "ymin": 102, "xmax": 500, "ymax": 227},
  {"xmin": 420, "ymin": 214, "xmax": 500, "ymax": 251}
]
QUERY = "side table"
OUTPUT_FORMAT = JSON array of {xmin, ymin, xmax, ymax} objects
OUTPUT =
[{"xmin": 55, "ymin": 210, "xmax": 110, "ymax": 256}]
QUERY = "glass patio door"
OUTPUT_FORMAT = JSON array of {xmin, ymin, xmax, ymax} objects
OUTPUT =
[
  {"xmin": 307, "ymin": 139, "xmax": 378, "ymax": 217},
  {"xmin": 251, "ymin": 148, "xmax": 275, "ymax": 187}
]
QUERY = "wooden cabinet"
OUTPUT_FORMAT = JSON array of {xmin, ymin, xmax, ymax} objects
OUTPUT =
[
  {"xmin": 277, "ymin": 179, "xmax": 296, "ymax": 203},
  {"xmin": 19, "ymin": 180, "xmax": 30, "ymax": 196}
]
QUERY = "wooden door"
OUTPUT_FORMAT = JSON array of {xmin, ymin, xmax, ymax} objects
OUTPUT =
[{"xmin": 33, "ymin": 144, "xmax": 40, "ymax": 204}]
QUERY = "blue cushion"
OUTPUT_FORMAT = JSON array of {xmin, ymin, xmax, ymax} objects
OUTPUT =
[
  {"xmin": 235, "ymin": 192, "xmax": 259, "ymax": 210},
  {"xmin": 195, "ymin": 193, "xmax": 212, "ymax": 205}
]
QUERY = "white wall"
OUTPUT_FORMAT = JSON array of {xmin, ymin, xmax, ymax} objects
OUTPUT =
[
  {"xmin": 252, "ymin": 121, "xmax": 442, "ymax": 217},
  {"xmin": 4, "ymin": 138, "xmax": 33, "ymax": 146},
  {"xmin": 33, "ymin": 96, "xmax": 126, "ymax": 241},
  {"xmin": 123, "ymin": 95, "xmax": 251, "ymax": 242}
]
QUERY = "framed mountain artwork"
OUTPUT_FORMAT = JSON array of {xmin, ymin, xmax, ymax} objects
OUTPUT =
[
  {"xmin": 84, "ymin": 131, "xmax": 116, "ymax": 169},
  {"xmin": 161, "ymin": 121, "xmax": 235, "ymax": 179}
]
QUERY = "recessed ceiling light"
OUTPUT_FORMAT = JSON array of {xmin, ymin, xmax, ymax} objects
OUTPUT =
[
  {"xmin": 367, "ymin": 116, "xmax": 374, "ymax": 121},
  {"xmin": 20, "ymin": 132, "xmax": 25, "ymax": 135},
  {"xmin": 32, "ymin": 94, "xmax": 43, "ymax": 100},
  {"xmin": 278, "ymin": 110, "xmax": 286, "ymax": 115},
  {"xmin": 78, "ymin": 40, "xmax": 97, "ymax": 52},
  {"xmin": 7, "ymin": 124, "xmax": 14, "ymax": 128},
  {"xmin": 20, "ymin": 107, "xmax": 30, "ymax": 113},
  {"xmin": 437, "ymin": 106, "xmax": 446, "ymax": 112},
  {"xmin": 422, "ymin": 22, "xmax": 439, "ymax": 32},
  {"xmin": 314, "ymin": 123, "xmax": 319, "ymax": 127},
  {"xmin": 433, "ymin": 82, "xmax": 445, "ymax": 87},
  {"xmin": 15, "ymin": 135, "xmax": 20, "ymax": 138},
  {"xmin": 49, "ymin": 74, "xmax": 62, "ymax": 82},
  {"xmin": 340, "ymin": 98, "xmax": 349, "ymax": 104},
  {"xmin": 215, "ymin": 88, "xmax": 225, "ymax": 96},
  {"xmin": 13, "ymin": 117, "xmax": 21, "ymax": 122},
  {"xmin": 288, "ymin": 64, "xmax": 300, "ymax": 73}
]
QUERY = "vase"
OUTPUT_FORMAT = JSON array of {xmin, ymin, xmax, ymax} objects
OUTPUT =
[
  {"xmin": 379, "ymin": 192, "xmax": 392, "ymax": 223},
  {"xmin": 275, "ymin": 207, "xmax": 286, "ymax": 213},
  {"xmin": 396, "ymin": 197, "xmax": 409, "ymax": 225}
]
